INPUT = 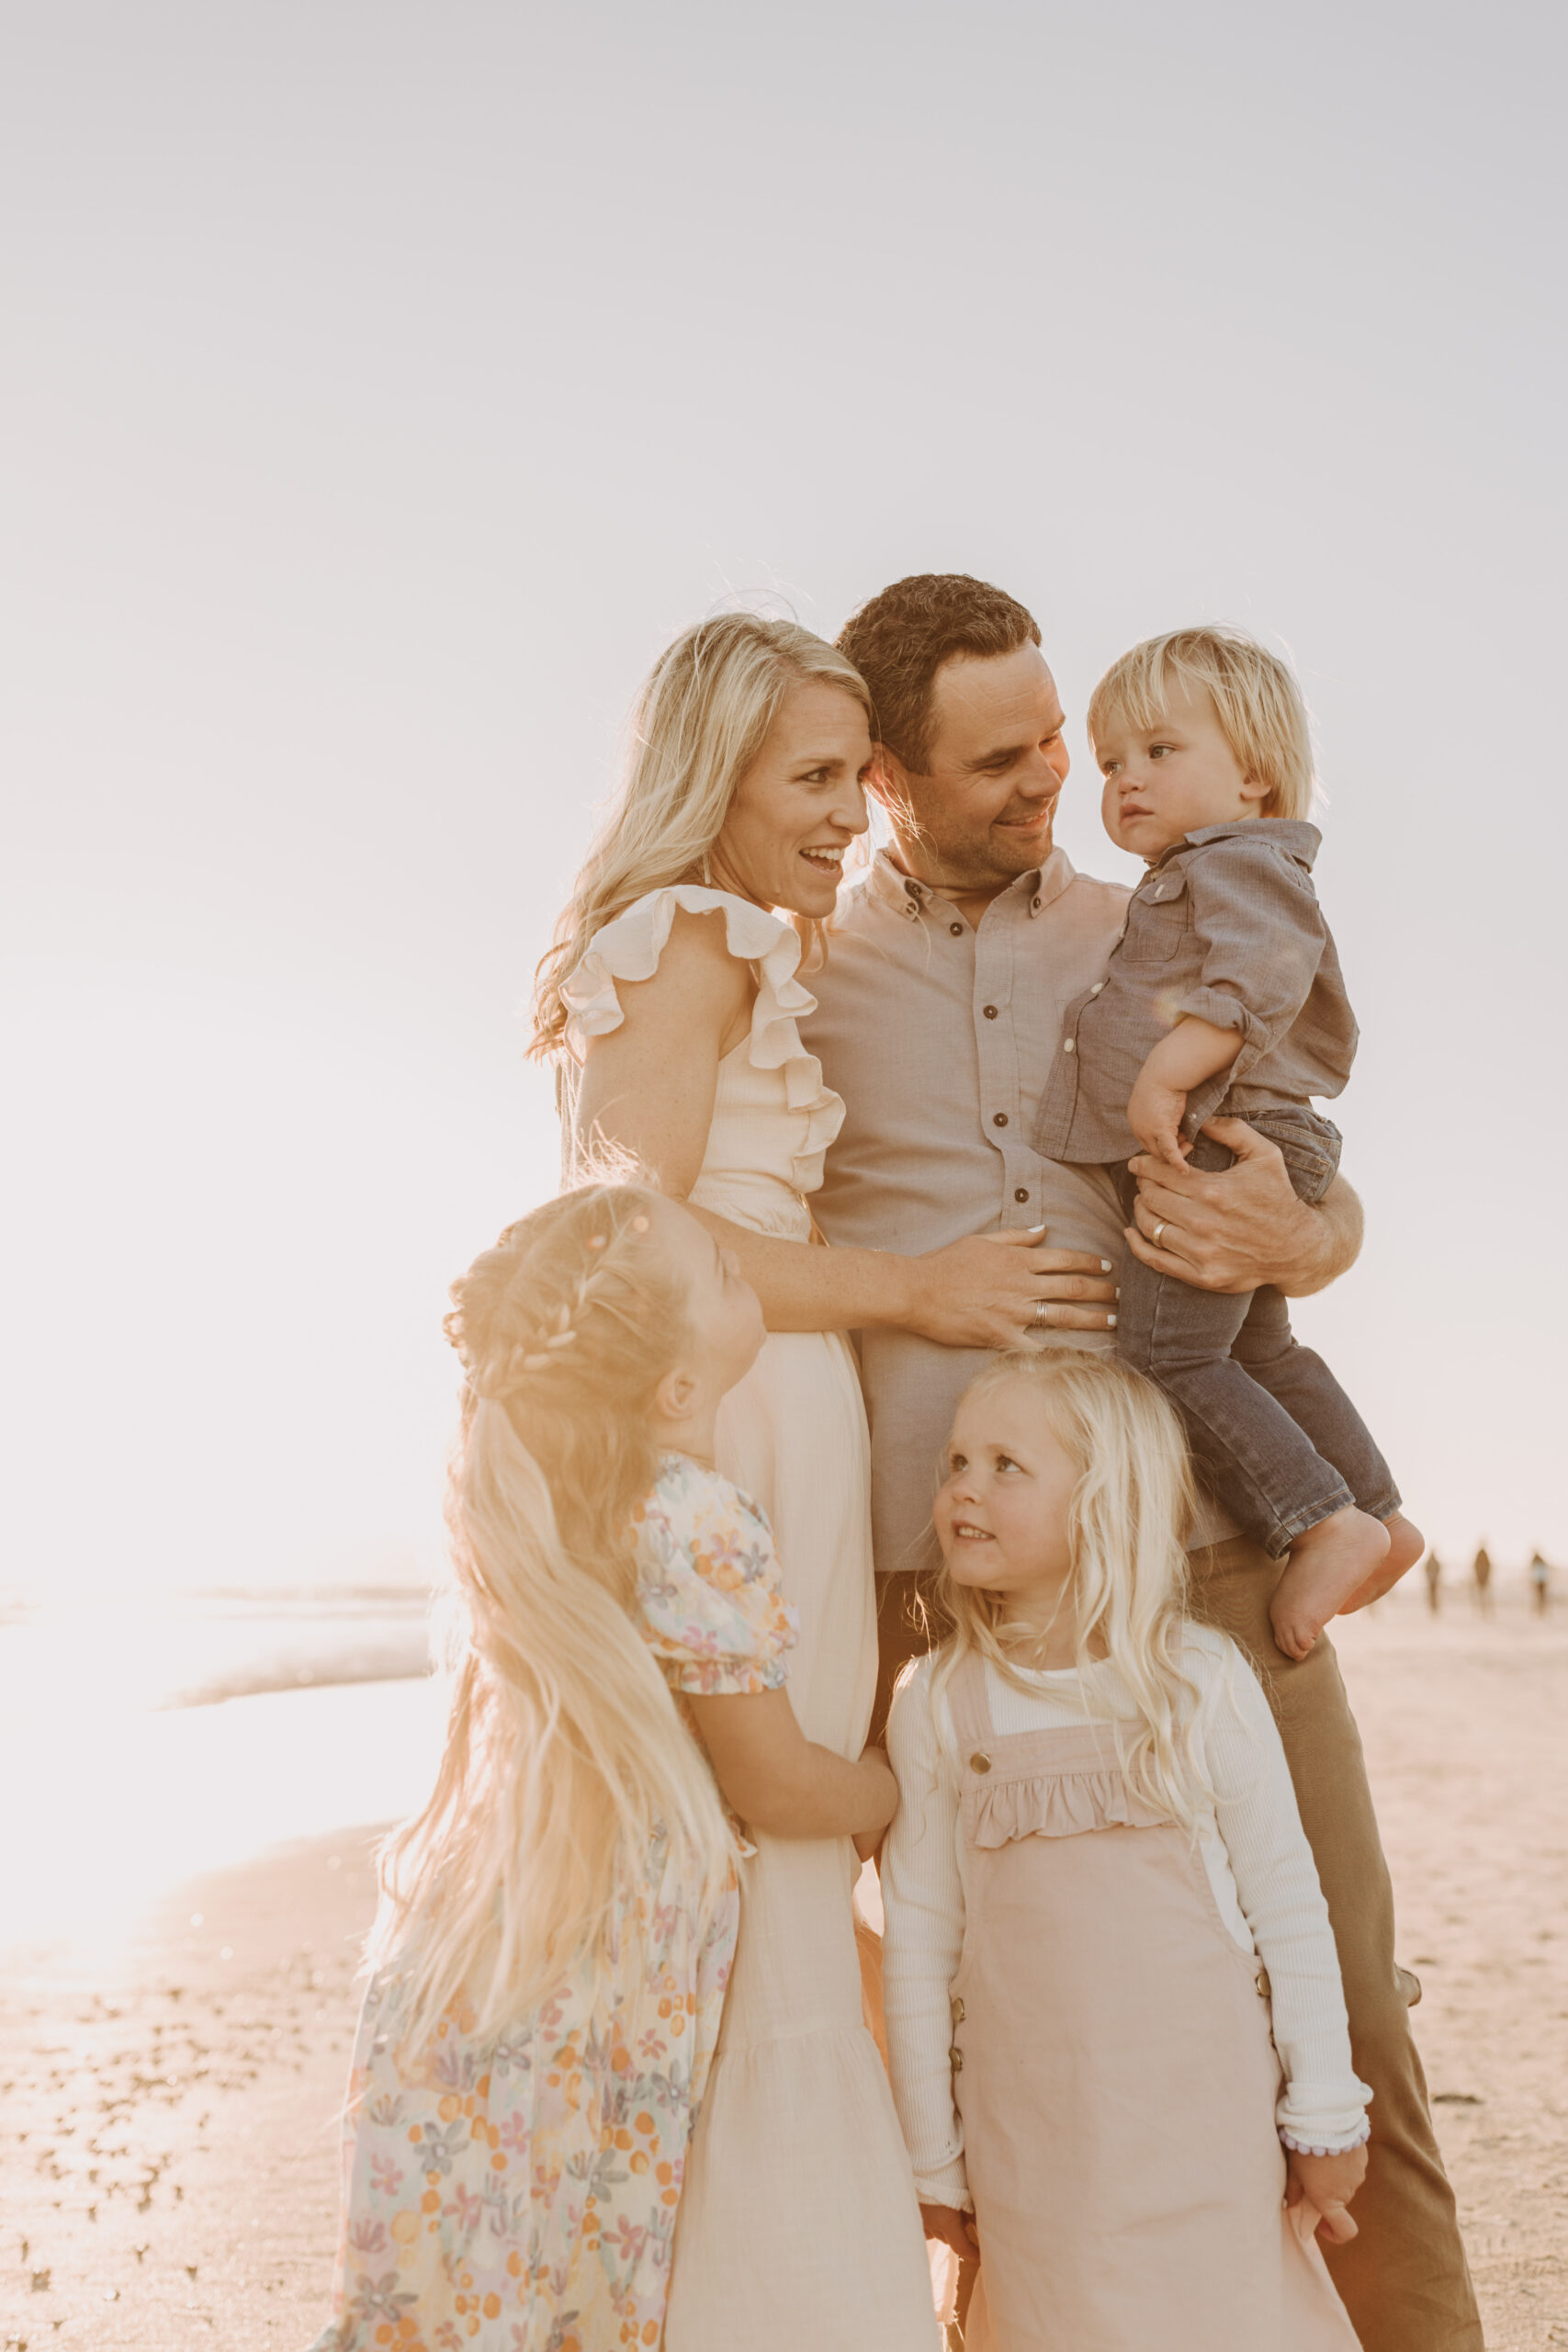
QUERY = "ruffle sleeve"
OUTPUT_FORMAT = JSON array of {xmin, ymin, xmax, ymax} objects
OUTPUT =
[
  {"xmin": 558, "ymin": 885, "xmax": 844, "ymax": 1193},
  {"xmin": 635, "ymin": 1453, "xmax": 799, "ymax": 1697}
]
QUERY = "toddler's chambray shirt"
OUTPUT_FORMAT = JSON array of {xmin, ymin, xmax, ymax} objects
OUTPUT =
[{"xmin": 1033, "ymin": 820, "xmax": 1358, "ymax": 1167}]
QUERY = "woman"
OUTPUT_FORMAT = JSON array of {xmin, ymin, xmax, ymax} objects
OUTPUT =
[{"xmin": 533, "ymin": 613, "xmax": 1053, "ymax": 2348}]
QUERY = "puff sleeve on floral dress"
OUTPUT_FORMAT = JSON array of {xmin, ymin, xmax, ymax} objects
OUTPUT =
[{"xmin": 635, "ymin": 1453, "xmax": 799, "ymax": 1697}]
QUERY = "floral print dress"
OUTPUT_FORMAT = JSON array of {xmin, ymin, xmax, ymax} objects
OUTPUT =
[{"xmin": 309, "ymin": 1454, "xmax": 797, "ymax": 2352}]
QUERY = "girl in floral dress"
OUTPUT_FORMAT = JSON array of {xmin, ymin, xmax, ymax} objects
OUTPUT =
[{"xmin": 308, "ymin": 1181, "xmax": 898, "ymax": 2352}]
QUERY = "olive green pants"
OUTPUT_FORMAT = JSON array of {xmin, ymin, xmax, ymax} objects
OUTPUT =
[{"xmin": 874, "ymin": 1538, "xmax": 1483, "ymax": 2352}]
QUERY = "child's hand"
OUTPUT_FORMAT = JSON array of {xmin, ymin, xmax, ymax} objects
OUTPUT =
[
  {"xmin": 1126, "ymin": 1067, "xmax": 1192, "ymax": 1170},
  {"xmin": 919, "ymin": 2202, "xmax": 980, "ymax": 2264},
  {"xmin": 1285, "ymin": 2143, "xmax": 1369, "ymax": 2245}
]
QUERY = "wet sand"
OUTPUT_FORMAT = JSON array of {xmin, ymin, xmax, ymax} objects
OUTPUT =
[{"xmin": 4, "ymin": 1594, "xmax": 1565, "ymax": 2348}]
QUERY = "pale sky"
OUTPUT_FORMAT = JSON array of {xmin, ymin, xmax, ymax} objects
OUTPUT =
[{"xmin": 4, "ymin": 0, "xmax": 1564, "ymax": 1601}]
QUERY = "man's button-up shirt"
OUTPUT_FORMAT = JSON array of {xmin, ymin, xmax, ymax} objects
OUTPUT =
[{"xmin": 801, "ymin": 849, "xmax": 1145, "ymax": 1580}]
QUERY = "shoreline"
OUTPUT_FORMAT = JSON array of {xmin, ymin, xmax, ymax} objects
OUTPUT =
[{"xmin": 5, "ymin": 1600, "xmax": 1565, "ymax": 2348}]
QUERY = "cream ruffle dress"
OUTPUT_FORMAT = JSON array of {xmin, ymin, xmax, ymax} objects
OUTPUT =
[{"xmin": 562, "ymin": 886, "xmax": 938, "ymax": 2352}]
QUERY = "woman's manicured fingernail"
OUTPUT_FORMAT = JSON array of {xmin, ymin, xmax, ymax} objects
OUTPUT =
[
  {"xmin": 1100, "ymin": 1259, "xmax": 1112, "ymax": 1272},
  {"xmin": 1108, "ymin": 1313, "xmax": 1118, "ymax": 1329}
]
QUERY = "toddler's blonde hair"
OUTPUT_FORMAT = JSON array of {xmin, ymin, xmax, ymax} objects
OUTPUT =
[
  {"xmin": 1088, "ymin": 626, "xmax": 1316, "ymax": 820},
  {"xmin": 532, "ymin": 612, "xmax": 873, "ymax": 1060},
  {"xmin": 372, "ymin": 1181, "xmax": 734, "ymax": 2052},
  {"xmin": 931, "ymin": 1351, "xmax": 1212, "ymax": 1831}
]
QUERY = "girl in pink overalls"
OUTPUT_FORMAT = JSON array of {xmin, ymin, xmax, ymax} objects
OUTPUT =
[{"xmin": 881, "ymin": 1350, "xmax": 1371, "ymax": 2351}]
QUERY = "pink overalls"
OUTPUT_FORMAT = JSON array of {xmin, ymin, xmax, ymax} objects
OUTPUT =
[{"xmin": 944, "ymin": 1652, "xmax": 1360, "ymax": 2351}]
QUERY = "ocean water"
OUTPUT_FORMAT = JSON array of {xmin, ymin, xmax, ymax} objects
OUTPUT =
[{"xmin": 0, "ymin": 1590, "xmax": 443, "ymax": 1952}]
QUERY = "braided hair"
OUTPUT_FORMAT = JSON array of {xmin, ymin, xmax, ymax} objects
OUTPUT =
[{"xmin": 373, "ymin": 1181, "xmax": 734, "ymax": 2050}]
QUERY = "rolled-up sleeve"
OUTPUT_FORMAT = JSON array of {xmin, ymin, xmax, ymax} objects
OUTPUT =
[{"xmin": 1178, "ymin": 842, "xmax": 1327, "ymax": 1069}]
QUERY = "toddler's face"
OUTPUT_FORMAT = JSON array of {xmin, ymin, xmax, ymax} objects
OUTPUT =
[
  {"xmin": 1095, "ymin": 679, "xmax": 1266, "ymax": 860},
  {"xmin": 935, "ymin": 1379, "xmax": 1079, "ymax": 1606}
]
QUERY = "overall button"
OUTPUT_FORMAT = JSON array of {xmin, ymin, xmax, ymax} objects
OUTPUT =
[
  {"xmin": 992, "ymin": 1112, "xmax": 1009, "ymax": 1127},
  {"xmin": 1032, "ymin": 895, "xmax": 1042, "ymax": 910},
  {"xmin": 951, "ymin": 1996, "xmax": 965, "ymax": 2023},
  {"xmin": 969, "ymin": 1752, "xmax": 991, "ymax": 1773},
  {"xmin": 1256, "ymin": 1967, "xmax": 1271, "ymax": 1997},
  {"xmin": 949, "ymin": 2045, "xmax": 964, "ymax": 2072}
]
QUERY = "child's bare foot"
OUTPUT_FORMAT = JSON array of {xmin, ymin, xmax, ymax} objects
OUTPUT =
[
  {"xmin": 1269, "ymin": 1508, "xmax": 1390, "ymax": 1661},
  {"xmin": 1339, "ymin": 1513, "xmax": 1426, "ymax": 1614}
]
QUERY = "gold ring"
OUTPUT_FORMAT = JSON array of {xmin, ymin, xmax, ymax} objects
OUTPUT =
[{"xmin": 1151, "ymin": 1220, "xmax": 1167, "ymax": 1248}]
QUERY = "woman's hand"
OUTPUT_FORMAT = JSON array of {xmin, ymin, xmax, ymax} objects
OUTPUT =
[
  {"xmin": 1285, "ymin": 2143, "xmax": 1369, "ymax": 2245},
  {"xmin": 919, "ymin": 2202, "xmax": 980, "ymax": 2263},
  {"xmin": 901, "ymin": 1227, "xmax": 1118, "ymax": 1350}
]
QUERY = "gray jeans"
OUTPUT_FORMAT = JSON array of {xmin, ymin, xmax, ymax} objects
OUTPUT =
[{"xmin": 1114, "ymin": 1110, "xmax": 1400, "ymax": 1556}]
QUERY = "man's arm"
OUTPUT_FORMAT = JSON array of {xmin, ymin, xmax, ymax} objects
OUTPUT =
[{"xmin": 1122, "ymin": 1115, "xmax": 1362, "ymax": 1298}]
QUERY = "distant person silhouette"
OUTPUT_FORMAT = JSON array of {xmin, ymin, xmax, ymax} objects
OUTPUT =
[
  {"xmin": 1424, "ymin": 1551, "xmax": 1442, "ymax": 1614},
  {"xmin": 1529, "ymin": 1550, "xmax": 1551, "ymax": 1617},
  {"xmin": 1472, "ymin": 1544, "xmax": 1494, "ymax": 1616}
]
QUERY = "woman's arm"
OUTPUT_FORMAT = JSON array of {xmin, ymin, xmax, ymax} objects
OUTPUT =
[
  {"xmin": 683, "ymin": 1687, "xmax": 896, "ymax": 1840},
  {"xmin": 574, "ymin": 906, "xmax": 1117, "ymax": 1345}
]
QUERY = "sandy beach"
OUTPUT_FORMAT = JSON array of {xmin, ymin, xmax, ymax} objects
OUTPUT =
[{"xmin": 5, "ymin": 1591, "xmax": 1565, "ymax": 2350}]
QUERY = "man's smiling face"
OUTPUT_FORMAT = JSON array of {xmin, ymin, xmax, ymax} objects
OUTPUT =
[{"xmin": 874, "ymin": 641, "xmax": 1070, "ymax": 897}]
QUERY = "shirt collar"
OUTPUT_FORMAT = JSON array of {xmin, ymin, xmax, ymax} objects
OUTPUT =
[
  {"xmin": 866, "ymin": 842, "xmax": 1078, "ymax": 920},
  {"xmin": 1157, "ymin": 820, "xmax": 1322, "ymax": 870}
]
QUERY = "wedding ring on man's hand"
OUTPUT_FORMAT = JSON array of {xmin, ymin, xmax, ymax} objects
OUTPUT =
[
  {"xmin": 1150, "ymin": 1220, "xmax": 1168, "ymax": 1249},
  {"xmin": 1032, "ymin": 1300, "xmax": 1051, "ymax": 1331}
]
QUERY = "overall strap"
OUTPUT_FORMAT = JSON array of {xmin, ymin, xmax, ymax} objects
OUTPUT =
[{"xmin": 945, "ymin": 1647, "xmax": 998, "ymax": 1761}]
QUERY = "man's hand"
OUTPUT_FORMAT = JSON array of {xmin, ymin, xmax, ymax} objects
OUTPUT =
[
  {"xmin": 904, "ymin": 1227, "xmax": 1118, "ymax": 1350},
  {"xmin": 1125, "ymin": 1118, "xmax": 1361, "ymax": 1298},
  {"xmin": 919, "ymin": 2201, "xmax": 980, "ymax": 2263}
]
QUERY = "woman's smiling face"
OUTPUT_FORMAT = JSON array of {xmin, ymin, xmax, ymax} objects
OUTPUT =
[
  {"xmin": 934, "ymin": 1376, "xmax": 1081, "ymax": 1608},
  {"xmin": 709, "ymin": 677, "xmax": 872, "ymax": 917}
]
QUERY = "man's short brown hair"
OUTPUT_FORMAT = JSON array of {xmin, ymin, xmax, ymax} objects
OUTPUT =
[{"xmin": 836, "ymin": 573, "xmax": 1042, "ymax": 772}]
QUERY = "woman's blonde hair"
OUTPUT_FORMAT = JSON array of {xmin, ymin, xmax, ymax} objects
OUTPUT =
[
  {"xmin": 1087, "ymin": 626, "xmax": 1316, "ymax": 820},
  {"xmin": 931, "ymin": 1351, "xmax": 1212, "ymax": 1830},
  {"xmin": 531, "ymin": 612, "xmax": 873, "ymax": 1059},
  {"xmin": 372, "ymin": 1181, "xmax": 734, "ymax": 2051}
]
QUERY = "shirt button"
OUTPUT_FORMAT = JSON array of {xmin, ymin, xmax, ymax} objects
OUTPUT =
[
  {"xmin": 951, "ymin": 1995, "xmax": 965, "ymax": 2023},
  {"xmin": 1062, "ymin": 1038, "xmax": 1076, "ymax": 1054},
  {"xmin": 1014, "ymin": 1188, "xmax": 1029, "ymax": 1203},
  {"xmin": 950, "ymin": 921, "xmax": 964, "ymax": 935},
  {"xmin": 983, "ymin": 1004, "xmax": 998, "ymax": 1020},
  {"xmin": 1152, "ymin": 886, "xmax": 1167, "ymax": 899},
  {"xmin": 1090, "ymin": 980, "xmax": 1105, "ymax": 995},
  {"xmin": 992, "ymin": 1112, "xmax": 1009, "ymax": 1127},
  {"xmin": 969, "ymin": 1752, "xmax": 991, "ymax": 1773}
]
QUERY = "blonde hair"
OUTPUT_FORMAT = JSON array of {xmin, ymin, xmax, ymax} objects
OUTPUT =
[
  {"xmin": 1087, "ymin": 626, "xmax": 1316, "ymax": 820},
  {"xmin": 931, "ymin": 1351, "xmax": 1211, "ymax": 1831},
  {"xmin": 532, "ymin": 613, "xmax": 873, "ymax": 1058},
  {"xmin": 372, "ymin": 1181, "xmax": 734, "ymax": 2052}
]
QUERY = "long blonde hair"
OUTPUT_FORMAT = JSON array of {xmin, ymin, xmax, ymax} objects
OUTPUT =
[
  {"xmin": 931, "ymin": 1351, "xmax": 1211, "ymax": 1830},
  {"xmin": 531, "ymin": 612, "xmax": 873, "ymax": 1059},
  {"xmin": 372, "ymin": 1182, "xmax": 734, "ymax": 2050}
]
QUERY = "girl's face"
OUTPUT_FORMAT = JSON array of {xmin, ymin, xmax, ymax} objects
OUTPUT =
[
  {"xmin": 710, "ymin": 678, "xmax": 873, "ymax": 918},
  {"xmin": 935, "ymin": 1378, "xmax": 1081, "ymax": 1622},
  {"xmin": 650, "ymin": 1197, "xmax": 766, "ymax": 1398}
]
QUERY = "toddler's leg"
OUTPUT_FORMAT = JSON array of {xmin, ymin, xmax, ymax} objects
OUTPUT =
[
  {"xmin": 1118, "ymin": 1253, "xmax": 1388, "ymax": 1657},
  {"xmin": 1232, "ymin": 1288, "xmax": 1425, "ymax": 1631}
]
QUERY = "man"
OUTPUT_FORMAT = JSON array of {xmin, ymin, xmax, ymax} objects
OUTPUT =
[{"xmin": 800, "ymin": 574, "xmax": 1479, "ymax": 2352}]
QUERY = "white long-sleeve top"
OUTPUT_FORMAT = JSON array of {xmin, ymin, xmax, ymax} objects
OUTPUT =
[{"xmin": 881, "ymin": 1625, "xmax": 1371, "ymax": 2211}]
